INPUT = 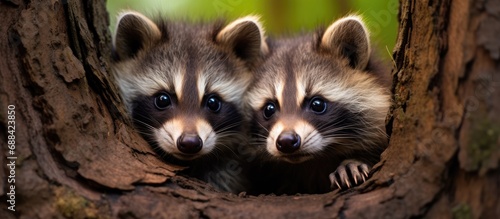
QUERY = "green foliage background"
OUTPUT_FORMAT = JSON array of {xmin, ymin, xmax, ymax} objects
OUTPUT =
[{"xmin": 107, "ymin": 0, "xmax": 398, "ymax": 59}]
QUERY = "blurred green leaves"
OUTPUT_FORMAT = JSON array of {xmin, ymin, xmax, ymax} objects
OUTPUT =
[{"xmin": 107, "ymin": 0, "xmax": 398, "ymax": 59}]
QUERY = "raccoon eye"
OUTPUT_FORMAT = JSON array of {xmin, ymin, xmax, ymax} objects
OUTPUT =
[
  {"xmin": 206, "ymin": 95, "xmax": 222, "ymax": 112},
  {"xmin": 155, "ymin": 93, "xmax": 171, "ymax": 110},
  {"xmin": 263, "ymin": 102, "xmax": 276, "ymax": 119},
  {"xmin": 310, "ymin": 97, "xmax": 327, "ymax": 114}
]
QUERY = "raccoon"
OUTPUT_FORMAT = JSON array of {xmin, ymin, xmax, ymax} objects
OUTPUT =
[
  {"xmin": 111, "ymin": 11, "xmax": 268, "ymax": 193},
  {"xmin": 247, "ymin": 16, "xmax": 391, "ymax": 194}
]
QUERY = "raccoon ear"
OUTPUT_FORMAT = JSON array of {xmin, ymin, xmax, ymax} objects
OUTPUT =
[
  {"xmin": 112, "ymin": 11, "xmax": 161, "ymax": 61},
  {"xmin": 216, "ymin": 16, "xmax": 268, "ymax": 63},
  {"xmin": 320, "ymin": 16, "xmax": 371, "ymax": 70}
]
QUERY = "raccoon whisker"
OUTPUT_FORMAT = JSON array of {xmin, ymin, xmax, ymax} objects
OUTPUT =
[
  {"xmin": 248, "ymin": 143, "xmax": 267, "ymax": 149},
  {"xmin": 133, "ymin": 113, "xmax": 163, "ymax": 127},
  {"xmin": 130, "ymin": 121, "xmax": 156, "ymax": 132},
  {"xmin": 216, "ymin": 135, "xmax": 245, "ymax": 144},
  {"xmin": 323, "ymin": 133, "xmax": 370, "ymax": 143},
  {"xmin": 302, "ymin": 133, "xmax": 323, "ymax": 148},
  {"xmin": 212, "ymin": 118, "xmax": 242, "ymax": 130},
  {"xmin": 132, "ymin": 118, "xmax": 158, "ymax": 131},
  {"xmin": 214, "ymin": 124, "xmax": 242, "ymax": 135},
  {"xmin": 216, "ymin": 143, "xmax": 237, "ymax": 157},
  {"xmin": 213, "ymin": 121, "xmax": 242, "ymax": 133},
  {"xmin": 151, "ymin": 144, "xmax": 171, "ymax": 158},
  {"xmin": 250, "ymin": 135, "xmax": 267, "ymax": 142},
  {"xmin": 247, "ymin": 141, "xmax": 267, "ymax": 150},
  {"xmin": 217, "ymin": 133, "xmax": 243, "ymax": 141},
  {"xmin": 248, "ymin": 135, "xmax": 267, "ymax": 141},
  {"xmin": 133, "ymin": 130, "xmax": 157, "ymax": 137},
  {"xmin": 206, "ymin": 125, "xmax": 243, "ymax": 149},
  {"xmin": 321, "ymin": 125, "xmax": 371, "ymax": 135},
  {"xmin": 131, "ymin": 124, "xmax": 168, "ymax": 140},
  {"xmin": 322, "ymin": 136, "xmax": 361, "ymax": 145},
  {"xmin": 211, "ymin": 144, "xmax": 226, "ymax": 155},
  {"xmin": 322, "ymin": 128, "xmax": 365, "ymax": 136},
  {"xmin": 314, "ymin": 118, "xmax": 358, "ymax": 133},
  {"xmin": 251, "ymin": 133, "xmax": 270, "ymax": 140},
  {"xmin": 215, "ymin": 126, "xmax": 240, "ymax": 133},
  {"xmin": 214, "ymin": 128, "xmax": 244, "ymax": 137},
  {"xmin": 213, "ymin": 142, "xmax": 242, "ymax": 162},
  {"xmin": 322, "ymin": 140, "xmax": 367, "ymax": 153},
  {"xmin": 322, "ymin": 137, "xmax": 358, "ymax": 144},
  {"xmin": 132, "ymin": 117, "xmax": 177, "ymax": 143},
  {"xmin": 205, "ymin": 149, "xmax": 221, "ymax": 162},
  {"xmin": 302, "ymin": 129, "xmax": 318, "ymax": 145},
  {"xmin": 248, "ymin": 144, "xmax": 265, "ymax": 149},
  {"xmin": 326, "ymin": 147, "xmax": 370, "ymax": 160},
  {"xmin": 317, "ymin": 117, "xmax": 345, "ymax": 130},
  {"xmin": 256, "ymin": 121, "xmax": 270, "ymax": 134},
  {"xmin": 214, "ymin": 132, "xmax": 246, "ymax": 148},
  {"xmin": 213, "ymin": 124, "xmax": 241, "ymax": 133}
]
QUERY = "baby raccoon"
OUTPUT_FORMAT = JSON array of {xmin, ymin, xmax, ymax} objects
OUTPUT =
[
  {"xmin": 247, "ymin": 16, "xmax": 391, "ymax": 194},
  {"xmin": 111, "ymin": 11, "xmax": 268, "ymax": 193}
]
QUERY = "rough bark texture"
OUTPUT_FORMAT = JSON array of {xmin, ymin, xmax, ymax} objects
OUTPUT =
[{"xmin": 0, "ymin": 0, "xmax": 499, "ymax": 218}]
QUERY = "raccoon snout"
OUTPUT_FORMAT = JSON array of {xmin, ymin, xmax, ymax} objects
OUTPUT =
[
  {"xmin": 276, "ymin": 132, "xmax": 301, "ymax": 153},
  {"xmin": 177, "ymin": 133, "xmax": 203, "ymax": 154}
]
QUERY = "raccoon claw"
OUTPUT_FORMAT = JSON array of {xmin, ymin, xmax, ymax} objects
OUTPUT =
[{"xmin": 329, "ymin": 160, "xmax": 370, "ymax": 190}]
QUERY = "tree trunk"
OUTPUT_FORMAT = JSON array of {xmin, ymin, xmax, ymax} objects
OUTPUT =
[{"xmin": 1, "ymin": 0, "xmax": 498, "ymax": 218}]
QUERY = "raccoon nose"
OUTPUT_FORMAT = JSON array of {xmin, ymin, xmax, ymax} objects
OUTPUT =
[
  {"xmin": 276, "ymin": 132, "xmax": 301, "ymax": 153},
  {"xmin": 177, "ymin": 134, "xmax": 203, "ymax": 154}
]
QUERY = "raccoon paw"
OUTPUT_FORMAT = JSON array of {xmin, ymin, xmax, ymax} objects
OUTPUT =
[{"xmin": 329, "ymin": 159, "xmax": 370, "ymax": 190}]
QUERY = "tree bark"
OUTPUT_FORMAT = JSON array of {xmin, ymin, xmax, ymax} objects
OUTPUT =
[{"xmin": 1, "ymin": 0, "xmax": 498, "ymax": 218}]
